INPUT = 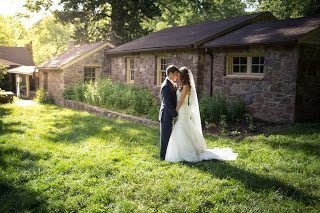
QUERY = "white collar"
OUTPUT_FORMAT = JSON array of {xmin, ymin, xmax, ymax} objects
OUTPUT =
[{"xmin": 166, "ymin": 77, "xmax": 175, "ymax": 86}]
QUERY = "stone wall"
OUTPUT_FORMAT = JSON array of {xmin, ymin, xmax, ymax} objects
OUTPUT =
[
  {"xmin": 203, "ymin": 45, "xmax": 299, "ymax": 122},
  {"xmin": 38, "ymin": 69, "xmax": 64, "ymax": 105},
  {"xmin": 61, "ymin": 99, "xmax": 158, "ymax": 126},
  {"xmin": 295, "ymin": 44, "xmax": 320, "ymax": 121},
  {"xmin": 64, "ymin": 46, "xmax": 112, "ymax": 88},
  {"xmin": 39, "ymin": 46, "xmax": 112, "ymax": 105},
  {"xmin": 108, "ymin": 48, "xmax": 205, "ymax": 99}
]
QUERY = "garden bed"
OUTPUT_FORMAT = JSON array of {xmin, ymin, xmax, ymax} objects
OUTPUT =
[{"xmin": 203, "ymin": 119, "xmax": 291, "ymax": 138}]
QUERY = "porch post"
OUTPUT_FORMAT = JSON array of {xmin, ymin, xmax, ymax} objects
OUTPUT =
[
  {"xmin": 26, "ymin": 75, "xmax": 30, "ymax": 98},
  {"xmin": 16, "ymin": 74, "xmax": 20, "ymax": 97}
]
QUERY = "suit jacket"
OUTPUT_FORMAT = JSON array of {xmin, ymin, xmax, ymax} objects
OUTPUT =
[{"xmin": 159, "ymin": 78, "xmax": 178, "ymax": 122}]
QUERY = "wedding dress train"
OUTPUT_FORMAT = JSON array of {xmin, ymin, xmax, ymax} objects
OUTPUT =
[{"xmin": 165, "ymin": 81, "xmax": 238, "ymax": 163}]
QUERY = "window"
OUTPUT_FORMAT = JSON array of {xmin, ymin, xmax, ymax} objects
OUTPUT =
[
  {"xmin": 126, "ymin": 58, "xmax": 134, "ymax": 83},
  {"xmin": 157, "ymin": 57, "xmax": 167, "ymax": 85},
  {"xmin": 84, "ymin": 67, "xmax": 96, "ymax": 83},
  {"xmin": 228, "ymin": 55, "xmax": 265, "ymax": 76}
]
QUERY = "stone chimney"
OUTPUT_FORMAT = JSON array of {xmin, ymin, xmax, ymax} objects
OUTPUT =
[
  {"xmin": 24, "ymin": 41, "xmax": 33, "ymax": 55},
  {"xmin": 68, "ymin": 39, "xmax": 75, "ymax": 49}
]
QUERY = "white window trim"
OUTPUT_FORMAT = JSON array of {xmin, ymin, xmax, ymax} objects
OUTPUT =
[
  {"xmin": 226, "ymin": 54, "xmax": 265, "ymax": 78},
  {"xmin": 157, "ymin": 56, "xmax": 167, "ymax": 86}
]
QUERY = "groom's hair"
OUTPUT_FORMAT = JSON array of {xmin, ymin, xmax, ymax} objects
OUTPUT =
[{"xmin": 166, "ymin": 65, "xmax": 180, "ymax": 76}]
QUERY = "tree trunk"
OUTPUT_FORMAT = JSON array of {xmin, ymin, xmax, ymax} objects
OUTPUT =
[{"xmin": 110, "ymin": 2, "xmax": 124, "ymax": 46}]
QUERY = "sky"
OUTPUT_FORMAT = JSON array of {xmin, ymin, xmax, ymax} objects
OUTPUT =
[{"xmin": 0, "ymin": 0, "xmax": 60, "ymax": 29}]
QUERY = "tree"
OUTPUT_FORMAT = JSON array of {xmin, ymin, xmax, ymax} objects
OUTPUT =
[
  {"xmin": 0, "ymin": 63, "xmax": 11, "ymax": 91},
  {"xmin": 26, "ymin": 16, "xmax": 75, "ymax": 64},
  {"xmin": 24, "ymin": 0, "xmax": 162, "ymax": 45},
  {"xmin": 0, "ymin": 15, "xmax": 27, "ymax": 46},
  {"xmin": 143, "ymin": 0, "xmax": 247, "ymax": 32},
  {"xmin": 246, "ymin": 0, "xmax": 320, "ymax": 19}
]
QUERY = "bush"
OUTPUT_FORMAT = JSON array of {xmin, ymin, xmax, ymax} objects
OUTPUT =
[
  {"xmin": 199, "ymin": 91, "xmax": 228, "ymax": 124},
  {"xmin": 62, "ymin": 86, "xmax": 74, "ymax": 100},
  {"xmin": 62, "ymin": 79, "xmax": 159, "ymax": 120},
  {"xmin": 229, "ymin": 96, "xmax": 246, "ymax": 120},
  {"xmin": 199, "ymin": 91, "xmax": 247, "ymax": 125},
  {"xmin": 36, "ymin": 88, "xmax": 54, "ymax": 104}
]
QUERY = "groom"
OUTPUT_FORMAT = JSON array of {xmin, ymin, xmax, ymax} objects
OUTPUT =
[{"xmin": 159, "ymin": 65, "xmax": 180, "ymax": 161}]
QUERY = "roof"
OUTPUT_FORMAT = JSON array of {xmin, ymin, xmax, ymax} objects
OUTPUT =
[
  {"xmin": 201, "ymin": 14, "xmax": 320, "ymax": 47},
  {"xmin": 106, "ymin": 12, "xmax": 276, "ymax": 54},
  {"xmin": 7, "ymin": 66, "xmax": 36, "ymax": 75},
  {"xmin": 36, "ymin": 41, "xmax": 115, "ymax": 69},
  {"xmin": 0, "ymin": 46, "xmax": 34, "ymax": 66}
]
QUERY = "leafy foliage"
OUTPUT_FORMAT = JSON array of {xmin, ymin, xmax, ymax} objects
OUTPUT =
[
  {"xmin": 26, "ymin": 16, "xmax": 74, "ymax": 65},
  {"xmin": 199, "ymin": 91, "xmax": 247, "ymax": 124},
  {"xmin": 246, "ymin": 0, "xmax": 320, "ymax": 19},
  {"xmin": 36, "ymin": 88, "xmax": 54, "ymax": 104},
  {"xmin": 62, "ymin": 79, "xmax": 159, "ymax": 120},
  {"xmin": 0, "ymin": 64, "xmax": 11, "ymax": 91},
  {"xmin": 0, "ymin": 15, "xmax": 26, "ymax": 46},
  {"xmin": 144, "ymin": 0, "xmax": 247, "ymax": 32}
]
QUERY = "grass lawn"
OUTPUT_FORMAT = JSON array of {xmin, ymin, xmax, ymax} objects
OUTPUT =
[{"xmin": 0, "ymin": 101, "xmax": 319, "ymax": 212}]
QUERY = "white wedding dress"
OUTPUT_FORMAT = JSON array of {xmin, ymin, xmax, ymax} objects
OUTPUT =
[{"xmin": 165, "ymin": 70, "xmax": 238, "ymax": 162}]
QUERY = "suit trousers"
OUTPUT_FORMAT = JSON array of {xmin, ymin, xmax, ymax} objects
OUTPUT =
[{"xmin": 160, "ymin": 120, "xmax": 173, "ymax": 159}]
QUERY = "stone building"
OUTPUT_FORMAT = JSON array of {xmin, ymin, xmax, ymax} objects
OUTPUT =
[
  {"xmin": 37, "ymin": 12, "xmax": 320, "ymax": 122},
  {"xmin": 200, "ymin": 15, "xmax": 320, "ymax": 121},
  {"xmin": 105, "ymin": 12, "xmax": 320, "ymax": 122},
  {"xmin": 105, "ymin": 12, "xmax": 276, "ymax": 97},
  {"xmin": 36, "ymin": 40, "xmax": 115, "ymax": 105}
]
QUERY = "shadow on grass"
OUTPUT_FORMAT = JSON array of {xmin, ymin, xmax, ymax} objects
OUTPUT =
[
  {"xmin": 183, "ymin": 159, "xmax": 319, "ymax": 207},
  {"xmin": 260, "ymin": 122, "xmax": 320, "ymax": 157},
  {"xmin": 0, "ymin": 107, "xmax": 25, "ymax": 134},
  {"xmin": 0, "ymin": 146, "xmax": 45, "ymax": 212},
  {"xmin": 43, "ymin": 112, "xmax": 160, "ymax": 149}
]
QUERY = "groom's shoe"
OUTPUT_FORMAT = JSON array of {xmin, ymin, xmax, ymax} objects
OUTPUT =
[{"xmin": 160, "ymin": 156, "xmax": 165, "ymax": 161}]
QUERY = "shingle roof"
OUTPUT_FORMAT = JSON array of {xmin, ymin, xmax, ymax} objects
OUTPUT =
[
  {"xmin": 36, "ymin": 42, "xmax": 107, "ymax": 69},
  {"xmin": 0, "ymin": 46, "xmax": 34, "ymax": 66},
  {"xmin": 106, "ymin": 12, "xmax": 276, "ymax": 54},
  {"xmin": 201, "ymin": 14, "xmax": 320, "ymax": 47}
]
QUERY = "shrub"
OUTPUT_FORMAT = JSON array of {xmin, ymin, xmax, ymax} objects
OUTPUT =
[
  {"xmin": 72, "ymin": 83, "xmax": 87, "ymax": 102},
  {"xmin": 62, "ymin": 86, "xmax": 74, "ymax": 100},
  {"xmin": 229, "ymin": 96, "xmax": 246, "ymax": 120},
  {"xmin": 199, "ymin": 91, "xmax": 247, "ymax": 125},
  {"xmin": 36, "ymin": 88, "xmax": 54, "ymax": 104},
  {"xmin": 199, "ymin": 91, "xmax": 228, "ymax": 124},
  {"xmin": 62, "ymin": 79, "xmax": 159, "ymax": 120}
]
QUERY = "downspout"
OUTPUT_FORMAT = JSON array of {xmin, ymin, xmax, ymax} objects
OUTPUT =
[{"xmin": 205, "ymin": 48, "xmax": 213, "ymax": 96}]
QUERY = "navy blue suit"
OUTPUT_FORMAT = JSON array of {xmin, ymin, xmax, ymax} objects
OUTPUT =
[{"xmin": 159, "ymin": 78, "xmax": 178, "ymax": 160}]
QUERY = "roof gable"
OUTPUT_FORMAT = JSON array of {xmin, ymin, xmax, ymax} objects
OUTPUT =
[
  {"xmin": 36, "ymin": 41, "xmax": 115, "ymax": 69},
  {"xmin": 0, "ymin": 46, "xmax": 35, "ymax": 66},
  {"xmin": 201, "ymin": 14, "xmax": 320, "ymax": 47},
  {"xmin": 106, "ymin": 12, "xmax": 276, "ymax": 54}
]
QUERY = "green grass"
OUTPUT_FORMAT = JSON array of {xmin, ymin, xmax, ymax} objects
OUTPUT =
[{"xmin": 0, "ymin": 102, "xmax": 319, "ymax": 212}]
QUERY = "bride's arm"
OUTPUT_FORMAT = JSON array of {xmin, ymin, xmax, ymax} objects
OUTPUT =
[{"xmin": 176, "ymin": 85, "xmax": 190, "ymax": 112}]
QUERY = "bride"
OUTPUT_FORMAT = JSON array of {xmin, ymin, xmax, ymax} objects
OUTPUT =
[{"xmin": 165, "ymin": 67, "xmax": 238, "ymax": 162}]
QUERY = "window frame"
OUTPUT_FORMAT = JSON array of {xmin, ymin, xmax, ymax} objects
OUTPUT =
[
  {"xmin": 84, "ymin": 67, "xmax": 96, "ymax": 83},
  {"xmin": 227, "ymin": 53, "xmax": 265, "ymax": 78},
  {"xmin": 157, "ymin": 56, "xmax": 167, "ymax": 86},
  {"xmin": 126, "ymin": 57, "xmax": 135, "ymax": 83}
]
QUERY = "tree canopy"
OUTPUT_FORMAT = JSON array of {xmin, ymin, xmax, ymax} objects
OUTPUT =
[{"xmin": 247, "ymin": 0, "xmax": 320, "ymax": 19}]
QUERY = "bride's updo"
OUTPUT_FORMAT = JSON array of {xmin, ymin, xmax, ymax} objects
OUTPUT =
[{"xmin": 179, "ymin": 67, "xmax": 191, "ymax": 91}]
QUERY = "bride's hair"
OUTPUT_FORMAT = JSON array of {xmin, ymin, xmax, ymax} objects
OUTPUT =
[{"xmin": 179, "ymin": 67, "xmax": 191, "ymax": 91}]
